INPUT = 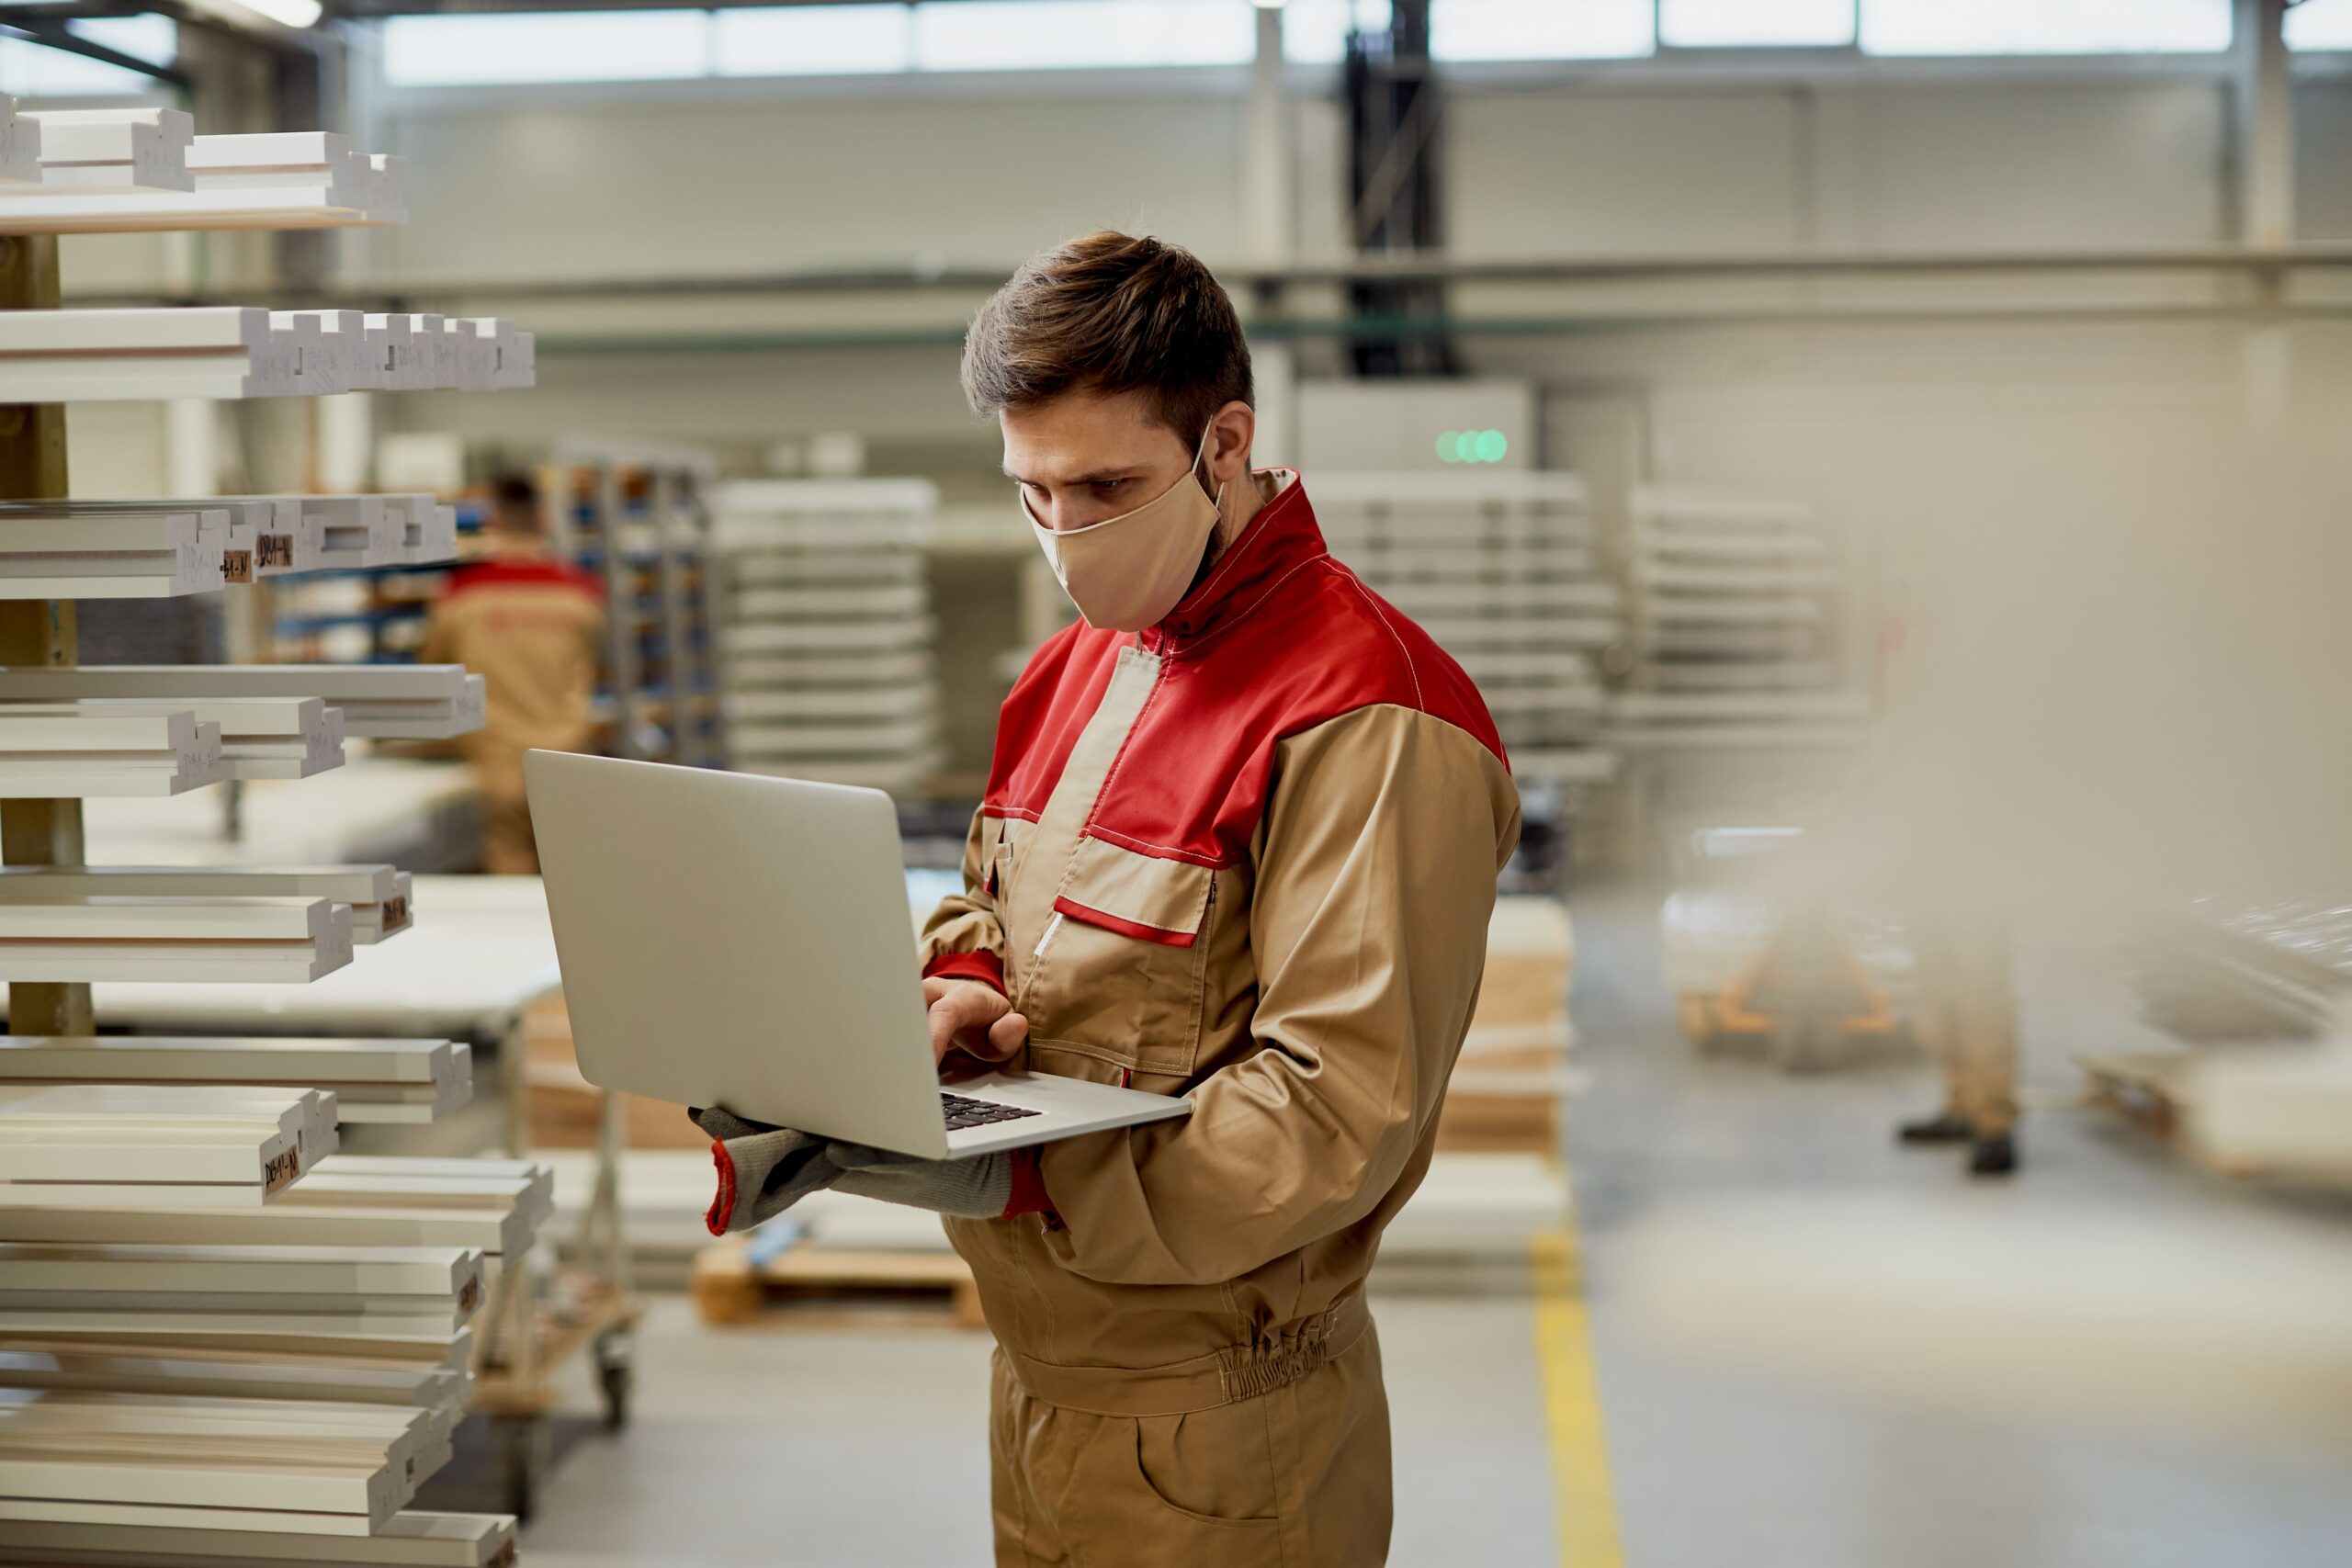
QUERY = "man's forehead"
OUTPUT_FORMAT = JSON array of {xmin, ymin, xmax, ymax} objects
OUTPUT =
[{"xmin": 1000, "ymin": 395, "xmax": 1184, "ymax": 479}]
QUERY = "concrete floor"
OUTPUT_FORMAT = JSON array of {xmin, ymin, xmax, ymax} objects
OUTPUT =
[{"xmin": 460, "ymin": 883, "xmax": 2352, "ymax": 1567}]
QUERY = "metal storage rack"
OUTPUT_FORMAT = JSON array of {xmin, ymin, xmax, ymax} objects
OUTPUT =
[
  {"xmin": 710, "ymin": 479, "xmax": 944, "ymax": 795},
  {"xmin": 0, "ymin": 102, "xmax": 548, "ymax": 1566},
  {"xmin": 1609, "ymin": 484, "xmax": 1872, "ymax": 842},
  {"xmin": 541, "ymin": 448, "xmax": 722, "ymax": 767},
  {"xmin": 1314, "ymin": 470, "xmax": 1622, "ymax": 790}
]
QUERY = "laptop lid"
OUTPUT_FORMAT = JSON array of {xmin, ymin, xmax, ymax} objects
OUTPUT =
[{"xmin": 524, "ymin": 750, "xmax": 950, "ymax": 1157}]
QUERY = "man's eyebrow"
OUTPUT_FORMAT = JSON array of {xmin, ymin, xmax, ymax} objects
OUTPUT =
[{"xmin": 1002, "ymin": 465, "xmax": 1148, "ymax": 484}]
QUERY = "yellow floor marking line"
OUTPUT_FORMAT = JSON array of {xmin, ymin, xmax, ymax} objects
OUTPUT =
[{"xmin": 1533, "ymin": 1224, "xmax": 1626, "ymax": 1568}]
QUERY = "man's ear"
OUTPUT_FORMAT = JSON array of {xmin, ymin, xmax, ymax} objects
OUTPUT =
[{"xmin": 1207, "ymin": 400, "xmax": 1256, "ymax": 486}]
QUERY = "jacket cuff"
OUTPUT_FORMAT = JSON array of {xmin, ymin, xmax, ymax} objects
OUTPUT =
[
  {"xmin": 1000, "ymin": 1146, "xmax": 1052, "ymax": 1220},
  {"xmin": 922, "ymin": 951, "xmax": 1006, "ymax": 997},
  {"xmin": 704, "ymin": 1139, "xmax": 739, "ymax": 1235}
]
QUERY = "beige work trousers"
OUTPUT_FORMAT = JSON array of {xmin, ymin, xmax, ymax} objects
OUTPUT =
[
  {"xmin": 989, "ymin": 1325, "xmax": 1393, "ymax": 1567},
  {"xmin": 1910, "ymin": 917, "xmax": 2018, "ymax": 1136},
  {"xmin": 479, "ymin": 787, "xmax": 540, "ymax": 875}
]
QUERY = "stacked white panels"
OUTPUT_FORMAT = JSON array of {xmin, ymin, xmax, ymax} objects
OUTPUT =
[
  {"xmin": 0, "ymin": 865, "xmax": 407, "ymax": 942},
  {"xmin": 0, "ymin": 1509, "xmax": 516, "ymax": 1566},
  {"xmin": 1311, "ymin": 471, "xmax": 1619, "ymax": 787},
  {"xmin": 0, "ymin": 895, "xmax": 354, "ymax": 983},
  {"xmin": 0, "ymin": 309, "xmax": 301, "ymax": 402},
  {"xmin": 0, "ymin": 98, "xmax": 38, "ymax": 186},
  {"xmin": 0, "ymin": 698, "xmax": 342, "ymax": 781},
  {"xmin": 0, "ymin": 505, "xmax": 228, "ymax": 599},
  {"xmin": 14, "ymin": 108, "xmax": 193, "ymax": 193},
  {"xmin": 0, "ymin": 121, "xmax": 409, "ymax": 234},
  {"xmin": 0, "ymin": 709, "xmax": 223, "ymax": 797},
  {"xmin": 1616, "ymin": 487, "xmax": 1867, "ymax": 740},
  {"xmin": 714, "ymin": 480, "xmax": 944, "ymax": 793},
  {"xmin": 0, "ymin": 665, "xmax": 487, "ymax": 741},
  {"xmin": 0, "ymin": 1087, "xmax": 330, "ymax": 1208},
  {"xmin": 0, "ymin": 1034, "xmax": 462, "ymax": 1125},
  {"xmin": 1613, "ymin": 486, "xmax": 1870, "ymax": 825}
]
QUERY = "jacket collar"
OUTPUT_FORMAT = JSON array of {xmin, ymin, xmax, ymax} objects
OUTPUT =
[{"xmin": 1140, "ymin": 469, "xmax": 1326, "ymax": 655}]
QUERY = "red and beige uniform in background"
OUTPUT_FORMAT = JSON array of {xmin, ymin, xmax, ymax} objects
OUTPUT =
[
  {"xmin": 922, "ymin": 471, "xmax": 1521, "ymax": 1567},
  {"xmin": 420, "ymin": 546, "xmax": 605, "ymax": 874}
]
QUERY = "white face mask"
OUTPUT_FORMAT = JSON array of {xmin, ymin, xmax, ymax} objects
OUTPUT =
[{"xmin": 1023, "ymin": 423, "xmax": 1224, "ymax": 633}]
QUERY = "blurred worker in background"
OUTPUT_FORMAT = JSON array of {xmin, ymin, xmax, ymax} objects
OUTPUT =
[
  {"xmin": 1899, "ymin": 916, "xmax": 2018, "ymax": 1176},
  {"xmin": 421, "ymin": 474, "xmax": 604, "ymax": 874}
]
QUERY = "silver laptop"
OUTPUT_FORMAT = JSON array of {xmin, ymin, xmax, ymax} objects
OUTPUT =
[{"xmin": 524, "ymin": 750, "xmax": 1190, "ymax": 1158}]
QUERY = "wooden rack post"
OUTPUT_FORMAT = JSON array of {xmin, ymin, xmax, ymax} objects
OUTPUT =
[{"xmin": 0, "ymin": 232, "xmax": 90, "ymax": 1037}]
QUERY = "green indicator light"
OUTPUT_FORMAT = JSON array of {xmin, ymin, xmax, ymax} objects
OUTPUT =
[
  {"xmin": 1436, "ymin": 430, "xmax": 1460, "ymax": 463},
  {"xmin": 1475, "ymin": 429, "xmax": 1509, "ymax": 463}
]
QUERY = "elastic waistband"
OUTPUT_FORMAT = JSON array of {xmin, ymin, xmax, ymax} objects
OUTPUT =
[{"xmin": 1002, "ymin": 1292, "xmax": 1372, "ymax": 1417}]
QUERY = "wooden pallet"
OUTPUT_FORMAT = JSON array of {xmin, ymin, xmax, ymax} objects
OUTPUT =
[
  {"xmin": 690, "ymin": 1236, "xmax": 983, "ymax": 1330},
  {"xmin": 2080, "ymin": 1052, "xmax": 2258, "ymax": 1177}
]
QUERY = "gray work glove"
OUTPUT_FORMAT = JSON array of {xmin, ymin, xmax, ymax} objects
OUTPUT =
[{"xmin": 691, "ymin": 1107, "xmax": 1012, "ymax": 1235}]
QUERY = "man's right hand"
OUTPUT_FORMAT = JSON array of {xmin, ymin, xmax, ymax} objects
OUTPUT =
[{"xmin": 923, "ymin": 976, "xmax": 1029, "ymax": 1066}]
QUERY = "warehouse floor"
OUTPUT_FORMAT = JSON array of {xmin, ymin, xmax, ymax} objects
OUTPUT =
[{"xmin": 482, "ymin": 884, "xmax": 2352, "ymax": 1568}]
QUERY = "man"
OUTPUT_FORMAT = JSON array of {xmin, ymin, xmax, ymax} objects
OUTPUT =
[
  {"xmin": 698, "ymin": 232, "xmax": 1521, "ymax": 1565},
  {"xmin": 420, "ymin": 475, "xmax": 604, "ymax": 873},
  {"xmin": 1897, "ymin": 914, "xmax": 2018, "ymax": 1176}
]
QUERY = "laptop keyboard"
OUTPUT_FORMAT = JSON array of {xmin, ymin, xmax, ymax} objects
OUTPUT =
[{"xmin": 941, "ymin": 1091, "xmax": 1045, "ymax": 1131}]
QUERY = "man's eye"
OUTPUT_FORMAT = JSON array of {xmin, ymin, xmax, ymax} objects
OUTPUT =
[{"xmin": 1091, "ymin": 479, "xmax": 1130, "ymax": 496}]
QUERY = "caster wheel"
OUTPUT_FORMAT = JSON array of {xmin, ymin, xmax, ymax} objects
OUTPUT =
[
  {"xmin": 495, "ymin": 1416, "xmax": 548, "ymax": 1522},
  {"xmin": 594, "ymin": 1330, "xmax": 634, "ymax": 1432}
]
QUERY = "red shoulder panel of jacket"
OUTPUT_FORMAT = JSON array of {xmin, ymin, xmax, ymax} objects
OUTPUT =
[
  {"xmin": 445, "ymin": 558, "xmax": 605, "ymax": 601},
  {"xmin": 983, "ymin": 479, "xmax": 1505, "ymax": 867}
]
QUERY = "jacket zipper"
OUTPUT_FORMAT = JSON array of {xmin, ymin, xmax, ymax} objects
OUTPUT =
[{"xmin": 1031, "ymin": 910, "xmax": 1064, "ymax": 961}]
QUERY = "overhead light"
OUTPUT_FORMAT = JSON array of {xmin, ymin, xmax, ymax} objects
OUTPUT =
[
  {"xmin": 1252, "ymin": 0, "xmax": 1289, "ymax": 9},
  {"xmin": 180, "ymin": 0, "xmax": 322, "ymax": 31}
]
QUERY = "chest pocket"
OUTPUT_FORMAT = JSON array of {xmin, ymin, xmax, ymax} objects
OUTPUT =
[{"xmin": 1015, "ymin": 835, "xmax": 1216, "ymax": 1081}]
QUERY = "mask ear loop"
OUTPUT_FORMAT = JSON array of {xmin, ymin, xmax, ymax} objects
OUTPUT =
[{"xmin": 1193, "ymin": 418, "xmax": 1228, "ymax": 520}]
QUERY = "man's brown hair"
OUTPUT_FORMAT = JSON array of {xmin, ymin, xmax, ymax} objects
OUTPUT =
[{"xmin": 962, "ymin": 231, "xmax": 1253, "ymax": 444}]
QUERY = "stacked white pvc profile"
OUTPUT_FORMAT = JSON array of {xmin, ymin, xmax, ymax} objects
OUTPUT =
[
  {"xmin": 0, "ymin": 1241, "xmax": 482, "ymax": 1337},
  {"xmin": 368, "ymin": 313, "xmax": 447, "ymax": 391},
  {"xmin": 0, "ymin": 106, "xmax": 529, "ymax": 1567},
  {"xmin": 0, "ymin": 507, "xmax": 224, "ymax": 599},
  {"xmin": 55, "ymin": 494, "xmax": 442, "ymax": 575},
  {"xmin": 0, "ymin": 308, "xmax": 302, "ymax": 401},
  {"xmin": 1, "ymin": 1085, "xmax": 335, "ymax": 1171},
  {"xmin": 0, "ymin": 123, "xmax": 410, "ymax": 235},
  {"xmin": 0, "ymin": 698, "xmax": 343, "ymax": 781},
  {"xmin": 0, "ymin": 665, "xmax": 487, "ymax": 741},
  {"xmin": 712, "ymin": 481, "xmax": 944, "ymax": 792},
  {"xmin": 0, "ymin": 896, "xmax": 354, "ymax": 984},
  {"xmin": 0, "ymin": 1087, "xmax": 329, "ymax": 1208},
  {"xmin": 286, "ymin": 1158, "xmax": 555, "ymax": 1235},
  {"xmin": 364, "ymin": 313, "xmax": 440, "ymax": 391},
  {"xmin": 0, "ymin": 99, "xmax": 38, "ymax": 186},
  {"xmin": 0, "ymin": 710, "xmax": 222, "ymax": 797},
  {"xmin": 0, "ymin": 1341, "xmax": 465, "ymax": 1416},
  {"xmin": 0, "ymin": 865, "xmax": 408, "ymax": 942},
  {"xmin": 0, "ymin": 1035, "xmax": 460, "ymax": 1126},
  {"xmin": 0, "ymin": 311, "xmax": 525, "ymax": 403},
  {"xmin": 0, "ymin": 1157, "xmax": 546, "ymax": 1256},
  {"xmin": 26, "ymin": 500, "xmax": 284, "ymax": 579},
  {"xmin": 383, "ymin": 494, "xmax": 459, "ymax": 564},
  {"xmin": 1614, "ymin": 486, "xmax": 1867, "ymax": 751},
  {"xmin": 362, "ymin": 153, "xmax": 411, "ymax": 227},
  {"xmin": 225, "ymin": 494, "xmax": 402, "ymax": 570},
  {"xmin": 12, "ymin": 108, "xmax": 193, "ymax": 193},
  {"xmin": 0, "ymin": 1509, "xmax": 516, "ymax": 1566},
  {"xmin": 270, "ymin": 310, "xmax": 366, "ymax": 397},
  {"xmin": 1312, "ymin": 472, "xmax": 1619, "ymax": 786}
]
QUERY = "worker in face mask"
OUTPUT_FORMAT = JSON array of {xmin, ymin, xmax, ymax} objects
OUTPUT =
[{"xmin": 697, "ymin": 232, "xmax": 1520, "ymax": 1566}]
